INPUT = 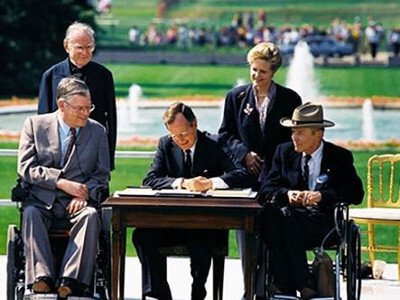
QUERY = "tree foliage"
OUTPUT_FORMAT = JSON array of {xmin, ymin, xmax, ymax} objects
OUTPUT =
[{"xmin": 0, "ymin": 0, "xmax": 95, "ymax": 97}]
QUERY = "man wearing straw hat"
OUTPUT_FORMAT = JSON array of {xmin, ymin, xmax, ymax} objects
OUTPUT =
[{"xmin": 258, "ymin": 102, "xmax": 364, "ymax": 299}]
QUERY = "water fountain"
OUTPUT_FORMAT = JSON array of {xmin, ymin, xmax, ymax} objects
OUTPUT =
[
  {"xmin": 285, "ymin": 41, "xmax": 321, "ymax": 102},
  {"xmin": 128, "ymin": 84, "xmax": 142, "ymax": 120},
  {"xmin": 283, "ymin": 41, "xmax": 383, "ymax": 142},
  {"xmin": 118, "ymin": 84, "xmax": 145, "ymax": 134},
  {"xmin": 362, "ymin": 99, "xmax": 376, "ymax": 141}
]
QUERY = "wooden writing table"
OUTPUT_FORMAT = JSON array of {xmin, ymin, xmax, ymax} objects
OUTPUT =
[{"xmin": 103, "ymin": 194, "xmax": 262, "ymax": 300}]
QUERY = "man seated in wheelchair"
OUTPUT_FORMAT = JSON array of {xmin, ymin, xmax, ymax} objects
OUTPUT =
[
  {"xmin": 17, "ymin": 77, "xmax": 110, "ymax": 298},
  {"xmin": 257, "ymin": 102, "xmax": 364, "ymax": 299}
]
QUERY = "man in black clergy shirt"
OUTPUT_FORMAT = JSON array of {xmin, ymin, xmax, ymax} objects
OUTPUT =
[{"xmin": 38, "ymin": 22, "xmax": 116, "ymax": 170}]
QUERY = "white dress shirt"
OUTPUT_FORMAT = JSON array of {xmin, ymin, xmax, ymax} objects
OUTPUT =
[
  {"xmin": 172, "ymin": 141, "xmax": 229, "ymax": 190},
  {"xmin": 303, "ymin": 141, "xmax": 324, "ymax": 191}
]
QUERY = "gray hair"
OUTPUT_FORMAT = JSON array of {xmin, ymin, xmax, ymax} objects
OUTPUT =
[
  {"xmin": 247, "ymin": 42, "xmax": 282, "ymax": 73},
  {"xmin": 57, "ymin": 77, "xmax": 90, "ymax": 102},
  {"xmin": 65, "ymin": 22, "xmax": 95, "ymax": 43},
  {"xmin": 163, "ymin": 102, "xmax": 196, "ymax": 126}
]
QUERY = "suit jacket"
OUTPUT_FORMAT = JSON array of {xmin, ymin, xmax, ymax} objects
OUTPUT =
[
  {"xmin": 143, "ymin": 131, "xmax": 251, "ymax": 190},
  {"xmin": 218, "ymin": 83, "xmax": 302, "ymax": 170},
  {"xmin": 259, "ymin": 141, "xmax": 364, "ymax": 211},
  {"xmin": 18, "ymin": 112, "xmax": 110, "ymax": 208},
  {"xmin": 38, "ymin": 58, "xmax": 117, "ymax": 170}
]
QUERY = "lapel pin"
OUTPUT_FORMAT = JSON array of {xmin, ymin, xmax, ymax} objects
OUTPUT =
[{"xmin": 243, "ymin": 103, "xmax": 254, "ymax": 116}]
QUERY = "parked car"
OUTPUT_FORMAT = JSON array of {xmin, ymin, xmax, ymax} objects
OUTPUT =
[
  {"xmin": 279, "ymin": 35, "xmax": 355, "ymax": 57},
  {"xmin": 304, "ymin": 35, "xmax": 355, "ymax": 57}
]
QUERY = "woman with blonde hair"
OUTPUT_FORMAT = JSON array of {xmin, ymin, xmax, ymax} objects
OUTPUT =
[
  {"xmin": 218, "ymin": 41, "xmax": 302, "ymax": 298},
  {"xmin": 219, "ymin": 41, "xmax": 301, "ymax": 187}
]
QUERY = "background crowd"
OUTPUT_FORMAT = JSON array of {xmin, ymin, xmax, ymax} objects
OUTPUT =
[{"xmin": 128, "ymin": 11, "xmax": 400, "ymax": 58}]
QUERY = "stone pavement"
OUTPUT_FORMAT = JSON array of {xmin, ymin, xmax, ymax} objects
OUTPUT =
[
  {"xmin": 94, "ymin": 50, "xmax": 397, "ymax": 67},
  {"xmin": 1, "ymin": 256, "xmax": 399, "ymax": 299}
]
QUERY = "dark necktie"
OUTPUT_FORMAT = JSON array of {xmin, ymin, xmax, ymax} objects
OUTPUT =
[
  {"xmin": 302, "ymin": 154, "xmax": 312, "ymax": 190},
  {"xmin": 63, "ymin": 128, "xmax": 76, "ymax": 166},
  {"xmin": 183, "ymin": 149, "xmax": 192, "ymax": 178}
]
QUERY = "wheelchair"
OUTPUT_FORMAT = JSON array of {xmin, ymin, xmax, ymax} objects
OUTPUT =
[
  {"xmin": 6, "ymin": 179, "xmax": 112, "ymax": 300},
  {"xmin": 258, "ymin": 203, "xmax": 361, "ymax": 300}
]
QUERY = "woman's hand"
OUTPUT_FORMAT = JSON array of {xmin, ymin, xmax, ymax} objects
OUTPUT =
[{"xmin": 244, "ymin": 151, "xmax": 264, "ymax": 176}]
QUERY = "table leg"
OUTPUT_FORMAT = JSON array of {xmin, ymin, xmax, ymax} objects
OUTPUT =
[
  {"xmin": 111, "ymin": 227, "xmax": 122, "ymax": 299},
  {"xmin": 245, "ymin": 232, "xmax": 255, "ymax": 300},
  {"xmin": 111, "ymin": 207, "xmax": 126, "ymax": 300},
  {"xmin": 120, "ymin": 227, "xmax": 126, "ymax": 299}
]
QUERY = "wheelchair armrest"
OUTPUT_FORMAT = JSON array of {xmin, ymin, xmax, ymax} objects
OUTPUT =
[
  {"xmin": 12, "ymin": 178, "xmax": 109, "ymax": 206},
  {"xmin": 90, "ymin": 185, "xmax": 109, "ymax": 203},
  {"xmin": 334, "ymin": 202, "xmax": 350, "ymax": 222},
  {"xmin": 256, "ymin": 191, "xmax": 279, "ymax": 207},
  {"xmin": 333, "ymin": 202, "xmax": 351, "ymax": 243},
  {"xmin": 88, "ymin": 185, "xmax": 110, "ymax": 210},
  {"xmin": 334, "ymin": 202, "xmax": 350, "ymax": 209},
  {"xmin": 96, "ymin": 185, "xmax": 109, "ymax": 203},
  {"xmin": 11, "ymin": 178, "xmax": 30, "ymax": 202}
]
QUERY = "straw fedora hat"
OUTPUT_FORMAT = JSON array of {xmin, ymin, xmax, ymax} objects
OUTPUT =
[{"xmin": 280, "ymin": 102, "xmax": 335, "ymax": 128}]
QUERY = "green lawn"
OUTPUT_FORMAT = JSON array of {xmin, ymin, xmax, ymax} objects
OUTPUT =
[
  {"xmin": 107, "ymin": 63, "xmax": 400, "ymax": 98},
  {"xmin": 2, "ymin": 148, "xmax": 400, "ymax": 261},
  {"xmin": 1, "ymin": 64, "xmax": 398, "ymax": 100},
  {"xmin": 168, "ymin": 0, "xmax": 400, "ymax": 28}
]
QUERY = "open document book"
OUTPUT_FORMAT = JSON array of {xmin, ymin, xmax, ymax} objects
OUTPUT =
[{"xmin": 115, "ymin": 187, "xmax": 257, "ymax": 199}]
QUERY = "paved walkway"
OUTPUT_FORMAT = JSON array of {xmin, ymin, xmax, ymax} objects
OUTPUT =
[
  {"xmin": 1, "ymin": 256, "xmax": 399, "ymax": 299},
  {"xmin": 93, "ymin": 50, "xmax": 397, "ymax": 67}
]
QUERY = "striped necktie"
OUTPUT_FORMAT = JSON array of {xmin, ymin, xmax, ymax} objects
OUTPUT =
[{"xmin": 63, "ymin": 127, "xmax": 76, "ymax": 166}]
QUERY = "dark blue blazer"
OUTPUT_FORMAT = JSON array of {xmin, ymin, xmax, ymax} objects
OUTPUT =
[
  {"xmin": 259, "ymin": 141, "xmax": 364, "ymax": 211},
  {"xmin": 218, "ymin": 83, "xmax": 302, "ymax": 171},
  {"xmin": 143, "ymin": 131, "xmax": 251, "ymax": 190},
  {"xmin": 38, "ymin": 58, "xmax": 117, "ymax": 169}
]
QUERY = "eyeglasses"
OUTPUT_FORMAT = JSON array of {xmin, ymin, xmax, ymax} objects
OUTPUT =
[
  {"xmin": 64, "ymin": 101, "xmax": 95, "ymax": 113},
  {"xmin": 71, "ymin": 43, "xmax": 95, "ymax": 53},
  {"xmin": 169, "ymin": 131, "xmax": 190, "ymax": 140}
]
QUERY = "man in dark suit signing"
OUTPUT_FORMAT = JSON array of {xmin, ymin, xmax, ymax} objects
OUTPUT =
[
  {"xmin": 38, "ymin": 22, "xmax": 117, "ymax": 170},
  {"xmin": 132, "ymin": 102, "xmax": 251, "ymax": 300},
  {"xmin": 258, "ymin": 102, "xmax": 364, "ymax": 299},
  {"xmin": 18, "ymin": 77, "xmax": 110, "ymax": 298}
]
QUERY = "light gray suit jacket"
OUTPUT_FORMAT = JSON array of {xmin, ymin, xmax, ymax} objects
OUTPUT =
[{"xmin": 18, "ymin": 112, "xmax": 110, "ymax": 208}]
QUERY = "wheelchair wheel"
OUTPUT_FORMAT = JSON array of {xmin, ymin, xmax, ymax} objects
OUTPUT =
[
  {"xmin": 345, "ymin": 220, "xmax": 361, "ymax": 300},
  {"xmin": 7, "ymin": 225, "xmax": 25, "ymax": 300},
  {"xmin": 102, "ymin": 207, "xmax": 112, "ymax": 299},
  {"xmin": 93, "ymin": 207, "xmax": 112, "ymax": 299}
]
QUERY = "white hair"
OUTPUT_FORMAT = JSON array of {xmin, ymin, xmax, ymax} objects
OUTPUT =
[{"xmin": 65, "ymin": 22, "xmax": 95, "ymax": 43}]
